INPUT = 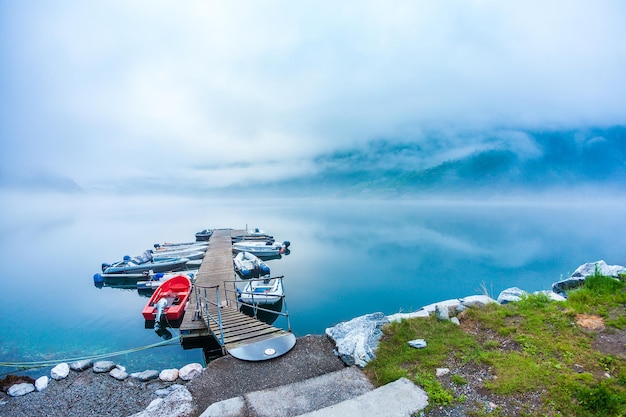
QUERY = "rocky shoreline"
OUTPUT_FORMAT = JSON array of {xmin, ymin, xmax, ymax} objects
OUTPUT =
[{"xmin": 1, "ymin": 260, "xmax": 623, "ymax": 417}]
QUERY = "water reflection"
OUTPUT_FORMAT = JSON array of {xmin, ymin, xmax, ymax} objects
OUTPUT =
[
  {"xmin": 240, "ymin": 299, "xmax": 284, "ymax": 326},
  {"xmin": 2, "ymin": 195, "xmax": 626, "ymax": 375}
]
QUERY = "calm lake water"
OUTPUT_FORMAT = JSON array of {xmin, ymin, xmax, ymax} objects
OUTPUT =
[{"xmin": 1, "ymin": 193, "xmax": 625, "ymax": 377}]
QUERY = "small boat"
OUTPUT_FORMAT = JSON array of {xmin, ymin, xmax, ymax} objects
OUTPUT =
[
  {"xmin": 136, "ymin": 270, "xmax": 196, "ymax": 290},
  {"xmin": 195, "ymin": 229, "xmax": 214, "ymax": 241},
  {"xmin": 101, "ymin": 251, "xmax": 189, "ymax": 274},
  {"xmin": 142, "ymin": 275, "xmax": 192, "ymax": 325},
  {"xmin": 153, "ymin": 242, "xmax": 208, "ymax": 251},
  {"xmin": 233, "ymin": 251, "xmax": 270, "ymax": 278},
  {"xmin": 232, "ymin": 228, "xmax": 274, "ymax": 243},
  {"xmin": 94, "ymin": 268, "xmax": 192, "ymax": 285},
  {"xmin": 152, "ymin": 249, "xmax": 205, "ymax": 261},
  {"xmin": 248, "ymin": 228, "xmax": 269, "ymax": 236},
  {"xmin": 232, "ymin": 240, "xmax": 290, "ymax": 257},
  {"xmin": 238, "ymin": 276, "xmax": 284, "ymax": 305}
]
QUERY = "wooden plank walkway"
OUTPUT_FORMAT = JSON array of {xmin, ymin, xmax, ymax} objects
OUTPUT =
[{"xmin": 180, "ymin": 229, "xmax": 295, "ymax": 360}]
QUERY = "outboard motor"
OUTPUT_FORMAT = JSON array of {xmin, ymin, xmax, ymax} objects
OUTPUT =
[
  {"xmin": 154, "ymin": 298, "xmax": 168, "ymax": 329},
  {"xmin": 93, "ymin": 273, "xmax": 104, "ymax": 288},
  {"xmin": 282, "ymin": 241, "xmax": 291, "ymax": 248}
]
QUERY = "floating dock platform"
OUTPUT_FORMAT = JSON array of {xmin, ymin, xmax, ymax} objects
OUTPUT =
[{"xmin": 179, "ymin": 229, "xmax": 295, "ymax": 361}]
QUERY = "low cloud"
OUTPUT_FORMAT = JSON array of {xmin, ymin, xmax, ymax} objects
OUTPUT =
[{"xmin": 2, "ymin": 1, "xmax": 625, "ymax": 191}]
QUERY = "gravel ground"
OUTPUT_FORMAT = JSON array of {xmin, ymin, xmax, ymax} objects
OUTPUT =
[{"xmin": 0, "ymin": 335, "xmax": 347, "ymax": 417}]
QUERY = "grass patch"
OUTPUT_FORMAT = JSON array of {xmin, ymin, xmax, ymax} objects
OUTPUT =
[
  {"xmin": 364, "ymin": 316, "xmax": 479, "ymax": 405},
  {"xmin": 365, "ymin": 271, "xmax": 626, "ymax": 416}
]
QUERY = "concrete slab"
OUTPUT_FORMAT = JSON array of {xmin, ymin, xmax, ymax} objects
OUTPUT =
[
  {"xmin": 296, "ymin": 377, "xmax": 428, "ymax": 417},
  {"xmin": 200, "ymin": 366, "xmax": 373, "ymax": 417},
  {"xmin": 200, "ymin": 396, "xmax": 246, "ymax": 417},
  {"xmin": 246, "ymin": 366, "xmax": 373, "ymax": 417}
]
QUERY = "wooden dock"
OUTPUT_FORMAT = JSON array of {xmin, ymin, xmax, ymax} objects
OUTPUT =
[{"xmin": 179, "ymin": 229, "xmax": 295, "ymax": 361}]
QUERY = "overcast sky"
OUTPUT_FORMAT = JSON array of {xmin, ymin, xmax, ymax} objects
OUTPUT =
[{"xmin": 2, "ymin": 1, "xmax": 625, "ymax": 190}]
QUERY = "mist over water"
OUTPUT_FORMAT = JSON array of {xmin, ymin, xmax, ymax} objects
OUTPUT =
[{"xmin": 1, "ymin": 192, "xmax": 625, "ymax": 376}]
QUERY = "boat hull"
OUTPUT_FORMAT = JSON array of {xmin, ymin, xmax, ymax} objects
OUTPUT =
[
  {"xmin": 142, "ymin": 275, "xmax": 192, "ymax": 321},
  {"xmin": 232, "ymin": 241, "xmax": 286, "ymax": 257},
  {"xmin": 239, "ymin": 277, "xmax": 284, "ymax": 305},
  {"xmin": 234, "ymin": 251, "xmax": 271, "ymax": 278},
  {"xmin": 102, "ymin": 257, "xmax": 189, "ymax": 274}
]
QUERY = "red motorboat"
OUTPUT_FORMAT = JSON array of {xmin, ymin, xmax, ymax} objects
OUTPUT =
[{"xmin": 142, "ymin": 274, "xmax": 192, "ymax": 322}]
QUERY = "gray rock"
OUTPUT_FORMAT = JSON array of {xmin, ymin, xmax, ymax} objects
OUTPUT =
[
  {"xmin": 127, "ymin": 386, "xmax": 194, "ymax": 417},
  {"xmin": 154, "ymin": 384, "xmax": 186, "ymax": 397},
  {"xmin": 70, "ymin": 359, "xmax": 93, "ymax": 371},
  {"xmin": 420, "ymin": 299, "xmax": 461, "ymax": 315},
  {"xmin": 200, "ymin": 396, "xmax": 245, "ymax": 417},
  {"xmin": 552, "ymin": 260, "xmax": 625, "ymax": 293},
  {"xmin": 179, "ymin": 363, "xmax": 203, "ymax": 381},
  {"xmin": 408, "ymin": 339, "xmax": 427, "ymax": 349},
  {"xmin": 110, "ymin": 367, "xmax": 129, "ymax": 381},
  {"xmin": 436, "ymin": 368, "xmax": 450, "ymax": 377},
  {"xmin": 51, "ymin": 362, "xmax": 70, "ymax": 380},
  {"xmin": 459, "ymin": 295, "xmax": 498, "ymax": 308},
  {"xmin": 386, "ymin": 310, "xmax": 429, "ymax": 323},
  {"xmin": 8, "ymin": 383, "xmax": 35, "ymax": 397},
  {"xmin": 435, "ymin": 305, "xmax": 450, "ymax": 321},
  {"xmin": 159, "ymin": 368, "xmax": 179, "ymax": 382},
  {"xmin": 450, "ymin": 317, "xmax": 460, "ymax": 325},
  {"xmin": 497, "ymin": 287, "xmax": 528, "ymax": 304},
  {"xmin": 131, "ymin": 370, "xmax": 160, "ymax": 382},
  {"xmin": 35, "ymin": 376, "xmax": 49, "ymax": 392},
  {"xmin": 93, "ymin": 360, "xmax": 117, "ymax": 373},
  {"xmin": 325, "ymin": 312, "xmax": 389, "ymax": 367},
  {"xmin": 533, "ymin": 290, "xmax": 566, "ymax": 302}
]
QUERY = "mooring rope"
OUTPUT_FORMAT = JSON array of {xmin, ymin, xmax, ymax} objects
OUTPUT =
[{"xmin": 0, "ymin": 336, "xmax": 181, "ymax": 370}]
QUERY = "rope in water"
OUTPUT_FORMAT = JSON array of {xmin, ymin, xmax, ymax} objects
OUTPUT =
[{"xmin": 0, "ymin": 336, "xmax": 181, "ymax": 369}]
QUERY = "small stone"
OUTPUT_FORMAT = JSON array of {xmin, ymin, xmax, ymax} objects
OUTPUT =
[
  {"xmin": 154, "ymin": 384, "xmax": 186, "ymax": 397},
  {"xmin": 51, "ymin": 363, "xmax": 70, "ymax": 380},
  {"xmin": 179, "ymin": 363, "xmax": 203, "ymax": 381},
  {"xmin": 8, "ymin": 383, "xmax": 35, "ymax": 397},
  {"xmin": 450, "ymin": 317, "xmax": 460, "ymax": 325},
  {"xmin": 93, "ymin": 361, "xmax": 117, "ymax": 373},
  {"xmin": 35, "ymin": 376, "xmax": 49, "ymax": 392},
  {"xmin": 159, "ymin": 368, "xmax": 179, "ymax": 382},
  {"xmin": 436, "ymin": 368, "xmax": 450, "ymax": 377},
  {"xmin": 110, "ymin": 368, "xmax": 128, "ymax": 381},
  {"xmin": 435, "ymin": 305, "xmax": 450, "ymax": 321},
  {"xmin": 408, "ymin": 339, "xmax": 427, "ymax": 349},
  {"xmin": 497, "ymin": 287, "xmax": 527, "ymax": 304},
  {"xmin": 130, "ymin": 370, "xmax": 160, "ymax": 382},
  {"xmin": 70, "ymin": 359, "xmax": 93, "ymax": 372}
]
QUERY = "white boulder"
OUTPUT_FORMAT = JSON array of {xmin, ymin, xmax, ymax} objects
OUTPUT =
[
  {"xmin": 497, "ymin": 287, "xmax": 528, "ymax": 304},
  {"xmin": 179, "ymin": 363, "xmax": 203, "ymax": 381},
  {"xmin": 325, "ymin": 312, "xmax": 389, "ymax": 368},
  {"xmin": 35, "ymin": 376, "xmax": 49, "ymax": 392},
  {"xmin": 51, "ymin": 362, "xmax": 70, "ymax": 380},
  {"xmin": 159, "ymin": 368, "xmax": 179, "ymax": 382},
  {"xmin": 8, "ymin": 383, "xmax": 35, "ymax": 397}
]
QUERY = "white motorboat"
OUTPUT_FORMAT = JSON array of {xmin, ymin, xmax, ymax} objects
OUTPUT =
[
  {"xmin": 153, "ymin": 242, "xmax": 208, "ymax": 252},
  {"xmin": 238, "ymin": 276, "xmax": 284, "ymax": 305},
  {"xmin": 233, "ymin": 251, "xmax": 270, "ymax": 278},
  {"xmin": 152, "ymin": 248, "xmax": 205, "ymax": 261},
  {"xmin": 232, "ymin": 240, "xmax": 290, "ymax": 257},
  {"xmin": 100, "ymin": 251, "xmax": 189, "ymax": 275}
]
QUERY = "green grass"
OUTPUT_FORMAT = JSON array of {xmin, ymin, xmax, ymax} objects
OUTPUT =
[{"xmin": 364, "ymin": 271, "xmax": 626, "ymax": 416}]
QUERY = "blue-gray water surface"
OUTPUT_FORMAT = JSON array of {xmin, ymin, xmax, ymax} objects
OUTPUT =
[{"xmin": 1, "ymin": 193, "xmax": 625, "ymax": 377}]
